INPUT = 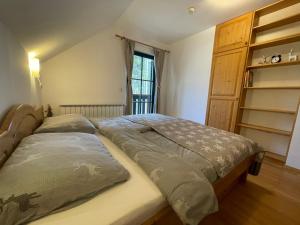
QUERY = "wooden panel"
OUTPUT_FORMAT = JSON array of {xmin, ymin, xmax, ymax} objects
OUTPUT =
[
  {"xmin": 253, "ymin": 13, "xmax": 300, "ymax": 32},
  {"xmin": 211, "ymin": 48, "xmax": 247, "ymax": 97},
  {"xmin": 201, "ymin": 158, "xmax": 300, "ymax": 225},
  {"xmin": 265, "ymin": 151, "xmax": 286, "ymax": 162},
  {"xmin": 240, "ymin": 106, "xmax": 296, "ymax": 114},
  {"xmin": 285, "ymin": 100, "xmax": 300, "ymax": 159},
  {"xmin": 207, "ymin": 99, "xmax": 238, "ymax": 131},
  {"xmin": 0, "ymin": 105, "xmax": 19, "ymax": 133},
  {"xmin": 247, "ymin": 60, "xmax": 300, "ymax": 69},
  {"xmin": 237, "ymin": 123, "xmax": 292, "ymax": 136},
  {"xmin": 206, "ymin": 47, "xmax": 247, "ymax": 132},
  {"xmin": 250, "ymin": 33, "xmax": 300, "ymax": 50},
  {"xmin": 142, "ymin": 158, "xmax": 300, "ymax": 225},
  {"xmin": 212, "ymin": 155, "xmax": 255, "ymax": 200},
  {"xmin": 245, "ymin": 86, "xmax": 300, "ymax": 89},
  {"xmin": 0, "ymin": 105, "xmax": 44, "ymax": 168},
  {"xmin": 255, "ymin": 0, "xmax": 300, "ymax": 16},
  {"xmin": 214, "ymin": 12, "xmax": 253, "ymax": 53},
  {"xmin": 141, "ymin": 155, "xmax": 257, "ymax": 225}
]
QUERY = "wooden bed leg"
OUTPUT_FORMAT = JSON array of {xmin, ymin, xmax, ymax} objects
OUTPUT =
[{"xmin": 240, "ymin": 171, "xmax": 248, "ymax": 183}]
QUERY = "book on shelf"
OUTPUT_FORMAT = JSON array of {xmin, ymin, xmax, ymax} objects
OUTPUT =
[{"xmin": 244, "ymin": 71, "xmax": 253, "ymax": 87}]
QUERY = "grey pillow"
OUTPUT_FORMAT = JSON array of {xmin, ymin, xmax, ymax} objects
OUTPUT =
[
  {"xmin": 0, "ymin": 132, "xmax": 129, "ymax": 225},
  {"xmin": 35, "ymin": 114, "xmax": 96, "ymax": 134}
]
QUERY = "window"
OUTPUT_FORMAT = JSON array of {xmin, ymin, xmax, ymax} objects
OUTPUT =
[{"xmin": 132, "ymin": 51, "xmax": 155, "ymax": 114}]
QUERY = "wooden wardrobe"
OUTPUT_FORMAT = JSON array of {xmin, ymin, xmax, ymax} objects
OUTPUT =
[
  {"xmin": 206, "ymin": 0, "xmax": 300, "ymax": 162},
  {"xmin": 206, "ymin": 12, "xmax": 253, "ymax": 132}
]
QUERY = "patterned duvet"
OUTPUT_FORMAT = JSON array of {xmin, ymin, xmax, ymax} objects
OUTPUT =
[{"xmin": 94, "ymin": 114, "xmax": 262, "ymax": 225}]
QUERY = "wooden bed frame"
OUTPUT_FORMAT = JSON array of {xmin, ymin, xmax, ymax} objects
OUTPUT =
[
  {"xmin": 0, "ymin": 104, "xmax": 43, "ymax": 167},
  {"xmin": 142, "ymin": 155, "xmax": 255, "ymax": 225},
  {"xmin": 0, "ymin": 104, "xmax": 256, "ymax": 225}
]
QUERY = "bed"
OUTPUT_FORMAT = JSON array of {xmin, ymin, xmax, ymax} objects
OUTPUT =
[
  {"xmin": 30, "ymin": 134, "xmax": 167, "ymax": 225},
  {"xmin": 0, "ymin": 105, "xmax": 167, "ymax": 225},
  {"xmin": 0, "ymin": 104, "xmax": 262, "ymax": 225},
  {"xmin": 93, "ymin": 114, "xmax": 262, "ymax": 224}
]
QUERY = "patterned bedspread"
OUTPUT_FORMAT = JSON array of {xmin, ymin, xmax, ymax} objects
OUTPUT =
[
  {"xmin": 124, "ymin": 114, "xmax": 259, "ymax": 177},
  {"xmin": 93, "ymin": 114, "xmax": 262, "ymax": 225}
]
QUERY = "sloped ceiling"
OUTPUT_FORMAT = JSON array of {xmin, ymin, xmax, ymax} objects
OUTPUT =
[
  {"xmin": 0, "ymin": 0, "xmax": 133, "ymax": 61},
  {"xmin": 0, "ymin": 0, "xmax": 277, "ymax": 61},
  {"xmin": 116, "ymin": 0, "xmax": 278, "ymax": 44}
]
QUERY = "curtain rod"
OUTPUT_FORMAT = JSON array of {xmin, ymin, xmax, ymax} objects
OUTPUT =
[{"xmin": 115, "ymin": 34, "xmax": 170, "ymax": 54}]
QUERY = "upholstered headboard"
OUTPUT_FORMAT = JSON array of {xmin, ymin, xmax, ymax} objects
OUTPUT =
[{"xmin": 0, "ymin": 104, "xmax": 44, "ymax": 168}]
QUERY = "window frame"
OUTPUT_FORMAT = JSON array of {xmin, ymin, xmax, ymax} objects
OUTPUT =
[{"xmin": 132, "ymin": 51, "xmax": 156, "ymax": 114}]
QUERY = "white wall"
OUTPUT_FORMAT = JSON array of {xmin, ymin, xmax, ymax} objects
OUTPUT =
[
  {"xmin": 286, "ymin": 105, "xmax": 300, "ymax": 170},
  {"xmin": 41, "ymin": 26, "xmax": 169, "ymax": 115},
  {"xmin": 41, "ymin": 27, "xmax": 125, "ymax": 115},
  {"xmin": 165, "ymin": 27, "xmax": 216, "ymax": 124},
  {"xmin": 0, "ymin": 21, "xmax": 41, "ymax": 120}
]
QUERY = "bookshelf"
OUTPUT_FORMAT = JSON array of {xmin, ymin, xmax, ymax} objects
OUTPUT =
[{"xmin": 236, "ymin": 0, "xmax": 300, "ymax": 162}]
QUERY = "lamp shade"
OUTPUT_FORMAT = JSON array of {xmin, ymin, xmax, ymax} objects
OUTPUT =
[{"xmin": 29, "ymin": 56, "xmax": 40, "ymax": 78}]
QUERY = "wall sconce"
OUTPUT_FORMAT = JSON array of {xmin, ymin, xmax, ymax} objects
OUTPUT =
[{"xmin": 28, "ymin": 53, "xmax": 42, "ymax": 87}]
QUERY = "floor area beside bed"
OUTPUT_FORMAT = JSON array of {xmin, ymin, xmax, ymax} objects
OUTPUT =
[{"xmin": 198, "ymin": 158, "xmax": 300, "ymax": 225}]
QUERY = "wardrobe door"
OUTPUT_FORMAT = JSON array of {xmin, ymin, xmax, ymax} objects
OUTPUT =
[
  {"xmin": 207, "ymin": 99, "xmax": 239, "ymax": 131},
  {"xmin": 214, "ymin": 12, "xmax": 252, "ymax": 53},
  {"xmin": 206, "ymin": 47, "xmax": 247, "ymax": 132}
]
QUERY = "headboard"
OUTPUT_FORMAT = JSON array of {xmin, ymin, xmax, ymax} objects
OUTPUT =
[{"xmin": 0, "ymin": 104, "xmax": 44, "ymax": 168}]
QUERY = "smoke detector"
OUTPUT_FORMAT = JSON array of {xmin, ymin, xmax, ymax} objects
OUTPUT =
[{"xmin": 188, "ymin": 6, "xmax": 196, "ymax": 15}]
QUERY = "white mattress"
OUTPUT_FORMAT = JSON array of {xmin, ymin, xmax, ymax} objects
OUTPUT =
[{"xmin": 30, "ymin": 134, "xmax": 166, "ymax": 225}]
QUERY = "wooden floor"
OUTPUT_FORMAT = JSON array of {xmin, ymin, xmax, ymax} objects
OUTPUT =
[{"xmin": 199, "ymin": 157, "xmax": 300, "ymax": 225}]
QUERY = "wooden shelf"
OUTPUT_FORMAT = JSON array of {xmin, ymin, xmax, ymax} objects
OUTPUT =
[
  {"xmin": 253, "ymin": 13, "xmax": 300, "ymax": 32},
  {"xmin": 240, "ymin": 106, "xmax": 296, "ymax": 114},
  {"xmin": 238, "ymin": 0, "xmax": 300, "ymax": 165},
  {"xmin": 247, "ymin": 60, "xmax": 300, "ymax": 69},
  {"xmin": 250, "ymin": 33, "xmax": 300, "ymax": 50},
  {"xmin": 265, "ymin": 151, "xmax": 286, "ymax": 162},
  {"xmin": 255, "ymin": 0, "xmax": 300, "ymax": 16},
  {"xmin": 244, "ymin": 86, "xmax": 300, "ymax": 90},
  {"xmin": 238, "ymin": 123, "xmax": 292, "ymax": 136}
]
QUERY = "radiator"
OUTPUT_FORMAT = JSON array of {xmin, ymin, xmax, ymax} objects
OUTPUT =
[{"xmin": 59, "ymin": 104, "xmax": 125, "ymax": 119}]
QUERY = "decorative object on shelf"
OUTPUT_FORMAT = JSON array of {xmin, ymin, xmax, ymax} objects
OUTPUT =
[
  {"xmin": 46, "ymin": 104, "xmax": 53, "ymax": 117},
  {"xmin": 288, "ymin": 48, "xmax": 298, "ymax": 62},
  {"xmin": 271, "ymin": 54, "xmax": 281, "ymax": 64},
  {"xmin": 258, "ymin": 55, "xmax": 267, "ymax": 64},
  {"xmin": 258, "ymin": 55, "xmax": 273, "ymax": 64}
]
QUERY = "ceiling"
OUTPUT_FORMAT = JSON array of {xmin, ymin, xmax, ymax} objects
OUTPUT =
[
  {"xmin": 116, "ymin": 0, "xmax": 277, "ymax": 44},
  {"xmin": 0, "ymin": 0, "xmax": 277, "ymax": 61},
  {"xmin": 0, "ymin": 0, "xmax": 133, "ymax": 61}
]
